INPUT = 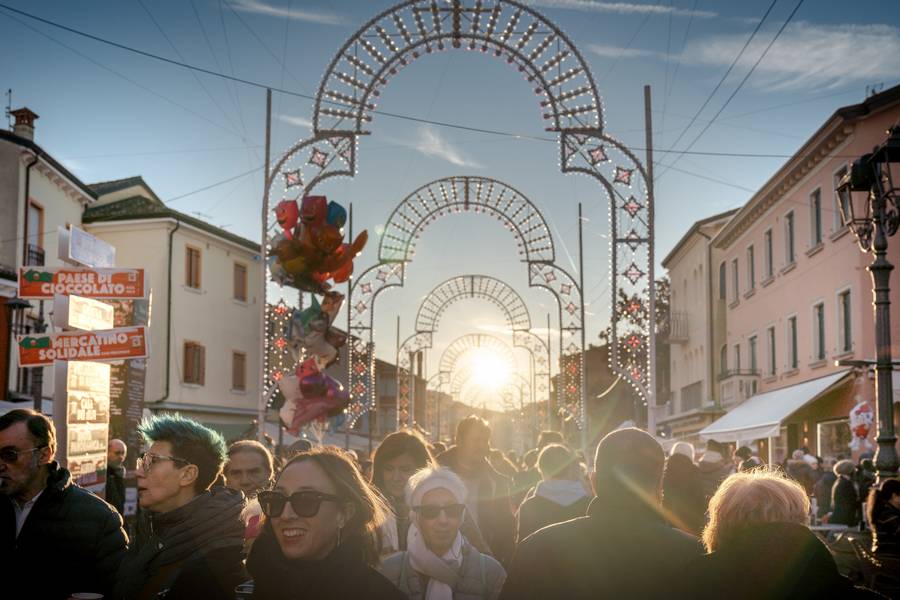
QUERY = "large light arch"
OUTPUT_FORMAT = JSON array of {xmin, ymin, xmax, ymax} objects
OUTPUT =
[{"xmin": 263, "ymin": 0, "xmax": 655, "ymax": 435}]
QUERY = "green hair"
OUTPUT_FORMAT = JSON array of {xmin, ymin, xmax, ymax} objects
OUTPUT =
[{"xmin": 138, "ymin": 414, "xmax": 227, "ymax": 493}]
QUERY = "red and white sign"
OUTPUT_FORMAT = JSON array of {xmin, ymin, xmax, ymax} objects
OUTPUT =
[
  {"xmin": 17, "ymin": 326, "xmax": 149, "ymax": 367},
  {"xmin": 17, "ymin": 267, "xmax": 146, "ymax": 300}
]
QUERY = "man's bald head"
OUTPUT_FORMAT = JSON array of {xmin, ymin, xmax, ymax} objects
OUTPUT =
[{"xmin": 108, "ymin": 439, "xmax": 126, "ymax": 467}]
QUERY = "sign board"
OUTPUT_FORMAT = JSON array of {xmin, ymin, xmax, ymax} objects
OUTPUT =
[
  {"xmin": 58, "ymin": 225, "xmax": 115, "ymax": 268},
  {"xmin": 53, "ymin": 360, "xmax": 111, "ymax": 494},
  {"xmin": 52, "ymin": 294, "xmax": 115, "ymax": 330},
  {"xmin": 18, "ymin": 267, "xmax": 146, "ymax": 300},
  {"xmin": 17, "ymin": 325, "xmax": 149, "ymax": 367}
]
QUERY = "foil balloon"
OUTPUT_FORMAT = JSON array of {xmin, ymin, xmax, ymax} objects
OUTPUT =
[
  {"xmin": 288, "ymin": 292, "xmax": 346, "ymax": 369},
  {"xmin": 277, "ymin": 358, "xmax": 350, "ymax": 435},
  {"xmin": 275, "ymin": 199, "xmax": 299, "ymax": 240},
  {"xmin": 849, "ymin": 398, "xmax": 874, "ymax": 452}
]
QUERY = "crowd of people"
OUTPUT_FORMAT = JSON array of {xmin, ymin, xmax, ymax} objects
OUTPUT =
[{"xmin": 2, "ymin": 406, "xmax": 899, "ymax": 598}]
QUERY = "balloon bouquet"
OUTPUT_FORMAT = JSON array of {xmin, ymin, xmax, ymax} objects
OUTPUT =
[{"xmin": 269, "ymin": 195, "xmax": 368, "ymax": 436}]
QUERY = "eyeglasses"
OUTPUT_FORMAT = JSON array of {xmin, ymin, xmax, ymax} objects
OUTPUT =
[
  {"xmin": 258, "ymin": 490, "xmax": 341, "ymax": 518},
  {"xmin": 413, "ymin": 503, "xmax": 466, "ymax": 520},
  {"xmin": 0, "ymin": 446, "xmax": 46, "ymax": 464},
  {"xmin": 136, "ymin": 452, "xmax": 191, "ymax": 474}
]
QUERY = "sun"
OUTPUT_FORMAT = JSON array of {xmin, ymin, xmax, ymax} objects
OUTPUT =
[{"xmin": 468, "ymin": 349, "xmax": 511, "ymax": 391}]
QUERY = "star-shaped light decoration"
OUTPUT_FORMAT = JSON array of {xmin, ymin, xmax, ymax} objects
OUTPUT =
[
  {"xmin": 283, "ymin": 169, "xmax": 303, "ymax": 189},
  {"xmin": 614, "ymin": 166, "xmax": 633, "ymax": 186},
  {"xmin": 309, "ymin": 148, "xmax": 328, "ymax": 169},
  {"xmin": 625, "ymin": 298, "xmax": 643, "ymax": 315},
  {"xmin": 625, "ymin": 229, "xmax": 642, "ymax": 251},
  {"xmin": 376, "ymin": 269, "xmax": 389, "ymax": 281},
  {"xmin": 625, "ymin": 334, "xmax": 642, "ymax": 350},
  {"xmin": 588, "ymin": 145, "xmax": 608, "ymax": 165},
  {"xmin": 274, "ymin": 337, "xmax": 287, "ymax": 350},
  {"xmin": 565, "ymin": 302, "xmax": 578, "ymax": 315},
  {"xmin": 544, "ymin": 271, "xmax": 556, "ymax": 283},
  {"xmin": 360, "ymin": 282, "xmax": 373, "ymax": 294},
  {"xmin": 566, "ymin": 343, "xmax": 579, "ymax": 354},
  {"xmin": 624, "ymin": 262, "xmax": 645, "ymax": 284},
  {"xmin": 630, "ymin": 367, "xmax": 643, "ymax": 382},
  {"xmin": 622, "ymin": 196, "xmax": 642, "ymax": 218},
  {"xmin": 352, "ymin": 383, "xmax": 366, "ymax": 396},
  {"xmin": 560, "ymin": 283, "xmax": 573, "ymax": 295}
]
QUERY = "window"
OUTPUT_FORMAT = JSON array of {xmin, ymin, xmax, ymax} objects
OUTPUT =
[
  {"xmin": 764, "ymin": 229, "xmax": 774, "ymax": 280},
  {"xmin": 26, "ymin": 201, "xmax": 44, "ymax": 249},
  {"xmin": 784, "ymin": 211, "xmax": 795, "ymax": 264},
  {"xmin": 749, "ymin": 335, "xmax": 758, "ymax": 373},
  {"xmin": 183, "ymin": 341, "xmax": 205, "ymax": 385},
  {"xmin": 733, "ymin": 344, "xmax": 742, "ymax": 371},
  {"xmin": 719, "ymin": 262, "xmax": 727, "ymax": 300},
  {"xmin": 810, "ymin": 188, "xmax": 823, "ymax": 246},
  {"xmin": 185, "ymin": 246, "xmax": 202, "ymax": 289},
  {"xmin": 720, "ymin": 345, "xmax": 728, "ymax": 376},
  {"xmin": 731, "ymin": 259, "xmax": 739, "ymax": 302},
  {"xmin": 232, "ymin": 351, "xmax": 246, "ymax": 391},
  {"xmin": 767, "ymin": 326, "xmax": 777, "ymax": 376},
  {"xmin": 233, "ymin": 262, "xmax": 248, "ymax": 302},
  {"xmin": 818, "ymin": 419, "xmax": 852, "ymax": 458},
  {"xmin": 813, "ymin": 303, "xmax": 826, "ymax": 361},
  {"xmin": 833, "ymin": 165, "xmax": 850, "ymax": 231},
  {"xmin": 838, "ymin": 290, "xmax": 852, "ymax": 353},
  {"xmin": 747, "ymin": 245, "xmax": 756, "ymax": 290},
  {"xmin": 787, "ymin": 316, "xmax": 798, "ymax": 370}
]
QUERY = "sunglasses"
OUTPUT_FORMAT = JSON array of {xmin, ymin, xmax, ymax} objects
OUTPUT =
[
  {"xmin": 258, "ymin": 490, "xmax": 341, "ymax": 518},
  {"xmin": 0, "ymin": 446, "xmax": 46, "ymax": 464},
  {"xmin": 413, "ymin": 503, "xmax": 466, "ymax": 520}
]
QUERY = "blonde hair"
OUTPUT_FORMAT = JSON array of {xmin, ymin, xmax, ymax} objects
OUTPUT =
[{"xmin": 702, "ymin": 470, "xmax": 810, "ymax": 552}]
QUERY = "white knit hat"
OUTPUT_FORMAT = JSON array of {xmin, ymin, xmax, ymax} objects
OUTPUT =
[{"xmin": 404, "ymin": 466, "xmax": 468, "ymax": 508}]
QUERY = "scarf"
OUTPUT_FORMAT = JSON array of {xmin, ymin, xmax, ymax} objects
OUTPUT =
[
  {"xmin": 406, "ymin": 522, "xmax": 463, "ymax": 600},
  {"xmin": 533, "ymin": 479, "xmax": 591, "ymax": 507}
]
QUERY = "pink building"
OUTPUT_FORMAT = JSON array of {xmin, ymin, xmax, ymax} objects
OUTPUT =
[{"xmin": 693, "ymin": 86, "xmax": 900, "ymax": 463}]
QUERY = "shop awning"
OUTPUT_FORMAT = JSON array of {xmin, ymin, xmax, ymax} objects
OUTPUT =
[{"xmin": 699, "ymin": 370, "xmax": 853, "ymax": 443}]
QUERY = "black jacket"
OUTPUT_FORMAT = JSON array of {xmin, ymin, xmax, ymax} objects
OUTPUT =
[
  {"xmin": 662, "ymin": 454, "xmax": 707, "ymax": 536},
  {"xmin": 106, "ymin": 463, "xmax": 126, "ymax": 515},
  {"xmin": 499, "ymin": 494, "xmax": 702, "ymax": 600},
  {"xmin": 113, "ymin": 486, "xmax": 246, "ymax": 600},
  {"xmin": 0, "ymin": 462, "xmax": 127, "ymax": 599},
  {"xmin": 684, "ymin": 522, "xmax": 882, "ymax": 599},
  {"xmin": 437, "ymin": 446, "xmax": 516, "ymax": 566},
  {"xmin": 516, "ymin": 481, "xmax": 591, "ymax": 543},
  {"xmin": 246, "ymin": 526, "xmax": 404, "ymax": 600},
  {"xmin": 814, "ymin": 471, "xmax": 837, "ymax": 517},
  {"xmin": 831, "ymin": 476, "xmax": 860, "ymax": 526}
]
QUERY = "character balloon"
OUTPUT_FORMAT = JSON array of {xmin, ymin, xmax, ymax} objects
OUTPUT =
[{"xmin": 849, "ymin": 397, "xmax": 874, "ymax": 452}]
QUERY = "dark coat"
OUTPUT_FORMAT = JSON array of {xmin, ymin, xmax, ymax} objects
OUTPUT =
[
  {"xmin": 786, "ymin": 459, "xmax": 818, "ymax": 495},
  {"xmin": 662, "ymin": 454, "xmax": 707, "ymax": 536},
  {"xmin": 246, "ymin": 527, "xmax": 405, "ymax": 600},
  {"xmin": 697, "ymin": 457, "xmax": 733, "ymax": 503},
  {"xmin": 0, "ymin": 462, "xmax": 127, "ymax": 599},
  {"xmin": 683, "ymin": 522, "xmax": 882, "ymax": 599},
  {"xmin": 113, "ymin": 486, "xmax": 247, "ymax": 600},
  {"xmin": 831, "ymin": 476, "xmax": 860, "ymax": 526},
  {"xmin": 499, "ymin": 494, "xmax": 703, "ymax": 600},
  {"xmin": 515, "ymin": 481, "xmax": 591, "ymax": 543},
  {"xmin": 814, "ymin": 471, "xmax": 837, "ymax": 517},
  {"xmin": 106, "ymin": 463, "xmax": 126, "ymax": 515},
  {"xmin": 872, "ymin": 502, "xmax": 900, "ymax": 555},
  {"xmin": 438, "ymin": 446, "xmax": 516, "ymax": 566}
]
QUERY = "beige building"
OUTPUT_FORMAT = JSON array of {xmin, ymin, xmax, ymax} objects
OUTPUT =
[
  {"xmin": 83, "ymin": 177, "xmax": 262, "ymax": 440},
  {"xmin": 1, "ymin": 108, "xmax": 97, "ymax": 408},
  {"xmin": 658, "ymin": 210, "xmax": 737, "ymax": 445}
]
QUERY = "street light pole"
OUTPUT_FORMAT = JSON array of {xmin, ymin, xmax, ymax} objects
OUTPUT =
[{"xmin": 836, "ymin": 126, "xmax": 900, "ymax": 481}]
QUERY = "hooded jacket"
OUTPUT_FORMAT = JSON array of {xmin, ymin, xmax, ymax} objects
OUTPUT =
[
  {"xmin": 516, "ymin": 479, "xmax": 591, "ymax": 543},
  {"xmin": 0, "ymin": 461, "xmax": 127, "ymax": 599},
  {"xmin": 114, "ymin": 486, "xmax": 246, "ymax": 600}
]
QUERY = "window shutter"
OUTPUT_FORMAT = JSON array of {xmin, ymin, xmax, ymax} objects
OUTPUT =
[{"xmin": 199, "ymin": 345, "xmax": 206, "ymax": 386}]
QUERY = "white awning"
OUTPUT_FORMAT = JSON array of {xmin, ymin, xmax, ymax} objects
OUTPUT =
[{"xmin": 699, "ymin": 370, "xmax": 853, "ymax": 443}]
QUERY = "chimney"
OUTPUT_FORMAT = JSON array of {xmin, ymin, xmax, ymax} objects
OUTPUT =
[{"xmin": 9, "ymin": 107, "xmax": 39, "ymax": 141}]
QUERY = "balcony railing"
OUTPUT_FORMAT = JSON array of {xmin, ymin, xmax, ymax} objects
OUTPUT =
[
  {"xmin": 668, "ymin": 311, "xmax": 689, "ymax": 343},
  {"xmin": 718, "ymin": 369, "xmax": 760, "ymax": 406},
  {"xmin": 25, "ymin": 244, "xmax": 44, "ymax": 266}
]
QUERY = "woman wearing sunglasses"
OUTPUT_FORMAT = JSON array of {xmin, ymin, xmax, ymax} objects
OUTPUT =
[
  {"xmin": 245, "ymin": 446, "xmax": 404, "ymax": 599},
  {"xmin": 380, "ymin": 467, "xmax": 506, "ymax": 600}
]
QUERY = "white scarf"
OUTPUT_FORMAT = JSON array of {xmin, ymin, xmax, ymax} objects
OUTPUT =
[{"xmin": 407, "ymin": 522, "xmax": 463, "ymax": 600}]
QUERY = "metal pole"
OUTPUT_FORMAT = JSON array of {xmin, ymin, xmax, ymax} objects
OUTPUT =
[
  {"xmin": 257, "ymin": 88, "xmax": 272, "ymax": 442},
  {"xmin": 578, "ymin": 203, "xmax": 587, "ymax": 455},
  {"xmin": 395, "ymin": 316, "xmax": 400, "ymax": 431},
  {"xmin": 547, "ymin": 313, "xmax": 552, "ymax": 431},
  {"xmin": 644, "ymin": 84, "xmax": 658, "ymax": 439},
  {"xmin": 870, "ymin": 192, "xmax": 898, "ymax": 481},
  {"xmin": 346, "ymin": 203, "xmax": 353, "ymax": 451}
]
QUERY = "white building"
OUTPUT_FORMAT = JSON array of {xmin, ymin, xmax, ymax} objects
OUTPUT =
[{"xmin": 83, "ymin": 177, "xmax": 262, "ymax": 440}]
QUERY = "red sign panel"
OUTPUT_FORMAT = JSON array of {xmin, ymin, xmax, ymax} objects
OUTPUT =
[
  {"xmin": 17, "ymin": 326, "xmax": 149, "ymax": 368},
  {"xmin": 18, "ymin": 267, "xmax": 146, "ymax": 299}
]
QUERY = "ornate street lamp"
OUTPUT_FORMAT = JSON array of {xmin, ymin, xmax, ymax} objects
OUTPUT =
[{"xmin": 836, "ymin": 126, "xmax": 900, "ymax": 481}]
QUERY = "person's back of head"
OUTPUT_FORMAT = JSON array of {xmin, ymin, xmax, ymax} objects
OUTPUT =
[
  {"xmin": 669, "ymin": 441, "xmax": 695, "ymax": 463},
  {"xmin": 733, "ymin": 446, "xmax": 753, "ymax": 462},
  {"xmin": 522, "ymin": 448, "xmax": 539, "ymax": 470},
  {"xmin": 538, "ymin": 444, "xmax": 577, "ymax": 481},
  {"xmin": 537, "ymin": 430, "xmax": 565, "ymax": 449},
  {"xmin": 592, "ymin": 428, "xmax": 664, "ymax": 508}
]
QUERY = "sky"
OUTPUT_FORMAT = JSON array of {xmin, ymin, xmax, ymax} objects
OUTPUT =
[{"xmin": 2, "ymin": 0, "xmax": 899, "ymax": 407}]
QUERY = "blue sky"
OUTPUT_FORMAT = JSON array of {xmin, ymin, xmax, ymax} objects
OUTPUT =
[{"xmin": 2, "ymin": 0, "xmax": 899, "ymax": 404}]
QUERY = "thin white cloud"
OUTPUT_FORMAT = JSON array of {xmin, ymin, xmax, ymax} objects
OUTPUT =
[
  {"xmin": 413, "ymin": 125, "xmax": 483, "ymax": 168},
  {"xmin": 526, "ymin": 0, "xmax": 716, "ymax": 18},
  {"xmin": 587, "ymin": 43, "xmax": 662, "ymax": 59},
  {"xmin": 230, "ymin": 0, "xmax": 343, "ymax": 26},
  {"xmin": 682, "ymin": 22, "xmax": 900, "ymax": 91},
  {"xmin": 277, "ymin": 114, "xmax": 313, "ymax": 128}
]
